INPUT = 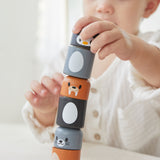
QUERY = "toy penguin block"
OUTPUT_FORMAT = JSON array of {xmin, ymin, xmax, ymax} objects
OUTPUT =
[
  {"xmin": 54, "ymin": 127, "xmax": 83, "ymax": 150},
  {"xmin": 70, "ymin": 33, "xmax": 94, "ymax": 50},
  {"xmin": 60, "ymin": 76, "xmax": 90, "ymax": 100},
  {"xmin": 52, "ymin": 147, "xmax": 80, "ymax": 160},
  {"xmin": 56, "ymin": 96, "xmax": 87, "ymax": 129},
  {"xmin": 63, "ymin": 45, "xmax": 95, "ymax": 79}
]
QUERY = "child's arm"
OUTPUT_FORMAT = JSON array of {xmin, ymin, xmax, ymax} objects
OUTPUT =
[
  {"xmin": 25, "ymin": 73, "xmax": 64, "ymax": 127},
  {"xmin": 22, "ymin": 46, "xmax": 67, "ymax": 143},
  {"xmin": 128, "ymin": 34, "xmax": 160, "ymax": 88},
  {"xmin": 22, "ymin": 73, "xmax": 64, "ymax": 143},
  {"xmin": 73, "ymin": 16, "xmax": 160, "ymax": 88}
]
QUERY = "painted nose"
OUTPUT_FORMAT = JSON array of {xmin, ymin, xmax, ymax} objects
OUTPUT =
[
  {"xmin": 82, "ymin": 41, "xmax": 88, "ymax": 45},
  {"xmin": 96, "ymin": 3, "xmax": 114, "ymax": 15}
]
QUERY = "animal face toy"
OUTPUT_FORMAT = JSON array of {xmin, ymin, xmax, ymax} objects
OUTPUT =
[
  {"xmin": 54, "ymin": 127, "xmax": 83, "ymax": 150},
  {"xmin": 71, "ymin": 33, "xmax": 92, "ymax": 50},
  {"xmin": 71, "ymin": 33, "xmax": 98, "ymax": 49},
  {"xmin": 76, "ymin": 35, "xmax": 93, "ymax": 47},
  {"xmin": 60, "ymin": 76, "xmax": 90, "ymax": 100}
]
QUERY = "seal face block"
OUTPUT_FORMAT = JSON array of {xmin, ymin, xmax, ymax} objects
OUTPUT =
[
  {"xmin": 63, "ymin": 46, "xmax": 95, "ymax": 79},
  {"xmin": 60, "ymin": 76, "xmax": 90, "ymax": 100},
  {"xmin": 54, "ymin": 127, "xmax": 83, "ymax": 150},
  {"xmin": 56, "ymin": 96, "xmax": 87, "ymax": 129}
]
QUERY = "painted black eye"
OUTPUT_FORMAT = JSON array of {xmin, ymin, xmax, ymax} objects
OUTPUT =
[
  {"xmin": 79, "ymin": 85, "xmax": 82, "ymax": 89},
  {"xmin": 65, "ymin": 138, "xmax": 68, "ymax": 142},
  {"xmin": 68, "ymin": 82, "xmax": 70, "ymax": 86},
  {"xmin": 79, "ymin": 38, "xmax": 81, "ymax": 42}
]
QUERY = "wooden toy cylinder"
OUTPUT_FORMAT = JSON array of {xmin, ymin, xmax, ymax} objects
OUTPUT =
[
  {"xmin": 60, "ymin": 76, "xmax": 90, "ymax": 100},
  {"xmin": 63, "ymin": 46, "xmax": 95, "ymax": 79},
  {"xmin": 56, "ymin": 96, "xmax": 87, "ymax": 129},
  {"xmin": 70, "ymin": 33, "xmax": 93, "ymax": 50},
  {"xmin": 54, "ymin": 127, "xmax": 83, "ymax": 150},
  {"xmin": 52, "ymin": 147, "xmax": 80, "ymax": 160}
]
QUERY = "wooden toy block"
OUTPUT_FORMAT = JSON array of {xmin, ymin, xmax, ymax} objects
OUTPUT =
[
  {"xmin": 63, "ymin": 46, "xmax": 95, "ymax": 79},
  {"xmin": 52, "ymin": 147, "xmax": 80, "ymax": 160},
  {"xmin": 54, "ymin": 127, "xmax": 83, "ymax": 150},
  {"xmin": 52, "ymin": 32, "xmax": 97, "ymax": 160},
  {"xmin": 60, "ymin": 76, "xmax": 90, "ymax": 100},
  {"xmin": 56, "ymin": 96, "xmax": 87, "ymax": 129},
  {"xmin": 70, "ymin": 33, "xmax": 93, "ymax": 50}
]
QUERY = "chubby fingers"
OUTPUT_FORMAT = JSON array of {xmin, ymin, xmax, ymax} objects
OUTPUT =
[
  {"xmin": 72, "ymin": 16, "xmax": 101, "ymax": 34},
  {"xmin": 30, "ymin": 80, "xmax": 48, "ymax": 97},
  {"xmin": 52, "ymin": 72, "xmax": 64, "ymax": 86},
  {"xmin": 25, "ymin": 80, "xmax": 50, "ymax": 107},
  {"xmin": 80, "ymin": 20, "xmax": 115, "ymax": 41},
  {"xmin": 25, "ymin": 90, "xmax": 39, "ymax": 106},
  {"xmin": 25, "ymin": 74, "xmax": 63, "ymax": 108},
  {"xmin": 91, "ymin": 28, "xmax": 122, "ymax": 53},
  {"xmin": 41, "ymin": 76, "xmax": 61, "ymax": 95}
]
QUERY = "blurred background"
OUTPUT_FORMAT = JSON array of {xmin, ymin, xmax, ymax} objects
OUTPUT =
[{"xmin": 0, "ymin": 0, "xmax": 160, "ymax": 125}]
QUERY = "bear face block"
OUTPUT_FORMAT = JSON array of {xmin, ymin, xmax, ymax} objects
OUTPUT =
[
  {"xmin": 52, "ymin": 147, "xmax": 80, "ymax": 160},
  {"xmin": 60, "ymin": 76, "xmax": 90, "ymax": 100},
  {"xmin": 54, "ymin": 127, "xmax": 83, "ymax": 150},
  {"xmin": 63, "ymin": 46, "xmax": 95, "ymax": 79},
  {"xmin": 56, "ymin": 96, "xmax": 87, "ymax": 129}
]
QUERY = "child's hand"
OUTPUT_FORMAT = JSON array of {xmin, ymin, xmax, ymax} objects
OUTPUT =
[
  {"xmin": 25, "ymin": 72, "xmax": 64, "ymax": 126},
  {"xmin": 73, "ymin": 16, "xmax": 134, "ymax": 61}
]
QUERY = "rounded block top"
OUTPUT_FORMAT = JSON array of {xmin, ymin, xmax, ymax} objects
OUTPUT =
[{"xmin": 60, "ymin": 76, "xmax": 90, "ymax": 100}]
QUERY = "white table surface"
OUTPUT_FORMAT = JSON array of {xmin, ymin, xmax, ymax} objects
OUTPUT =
[{"xmin": 0, "ymin": 123, "xmax": 160, "ymax": 160}]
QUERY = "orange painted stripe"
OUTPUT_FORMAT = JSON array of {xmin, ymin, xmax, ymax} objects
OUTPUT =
[{"xmin": 52, "ymin": 147, "xmax": 81, "ymax": 160}]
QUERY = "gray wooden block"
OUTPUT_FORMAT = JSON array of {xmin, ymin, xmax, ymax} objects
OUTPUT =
[
  {"xmin": 56, "ymin": 96, "xmax": 87, "ymax": 129},
  {"xmin": 54, "ymin": 127, "xmax": 83, "ymax": 150},
  {"xmin": 63, "ymin": 46, "xmax": 95, "ymax": 79}
]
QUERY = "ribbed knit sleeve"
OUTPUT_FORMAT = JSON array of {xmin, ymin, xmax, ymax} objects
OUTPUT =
[
  {"xmin": 117, "ymin": 99, "xmax": 160, "ymax": 153},
  {"xmin": 22, "ymin": 102, "xmax": 58, "ymax": 143},
  {"xmin": 117, "ymin": 31, "xmax": 160, "ymax": 154},
  {"xmin": 128, "ymin": 30, "xmax": 160, "ymax": 104}
]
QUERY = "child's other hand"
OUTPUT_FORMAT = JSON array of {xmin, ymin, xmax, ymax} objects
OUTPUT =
[
  {"xmin": 25, "ymin": 73, "xmax": 64, "ymax": 126},
  {"xmin": 73, "ymin": 16, "xmax": 134, "ymax": 61}
]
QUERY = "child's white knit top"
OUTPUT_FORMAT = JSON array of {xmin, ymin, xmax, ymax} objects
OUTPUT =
[{"xmin": 22, "ymin": 31, "xmax": 160, "ymax": 157}]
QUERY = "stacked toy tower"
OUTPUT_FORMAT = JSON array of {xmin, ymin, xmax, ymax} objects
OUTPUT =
[{"xmin": 52, "ymin": 33, "xmax": 95, "ymax": 160}]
